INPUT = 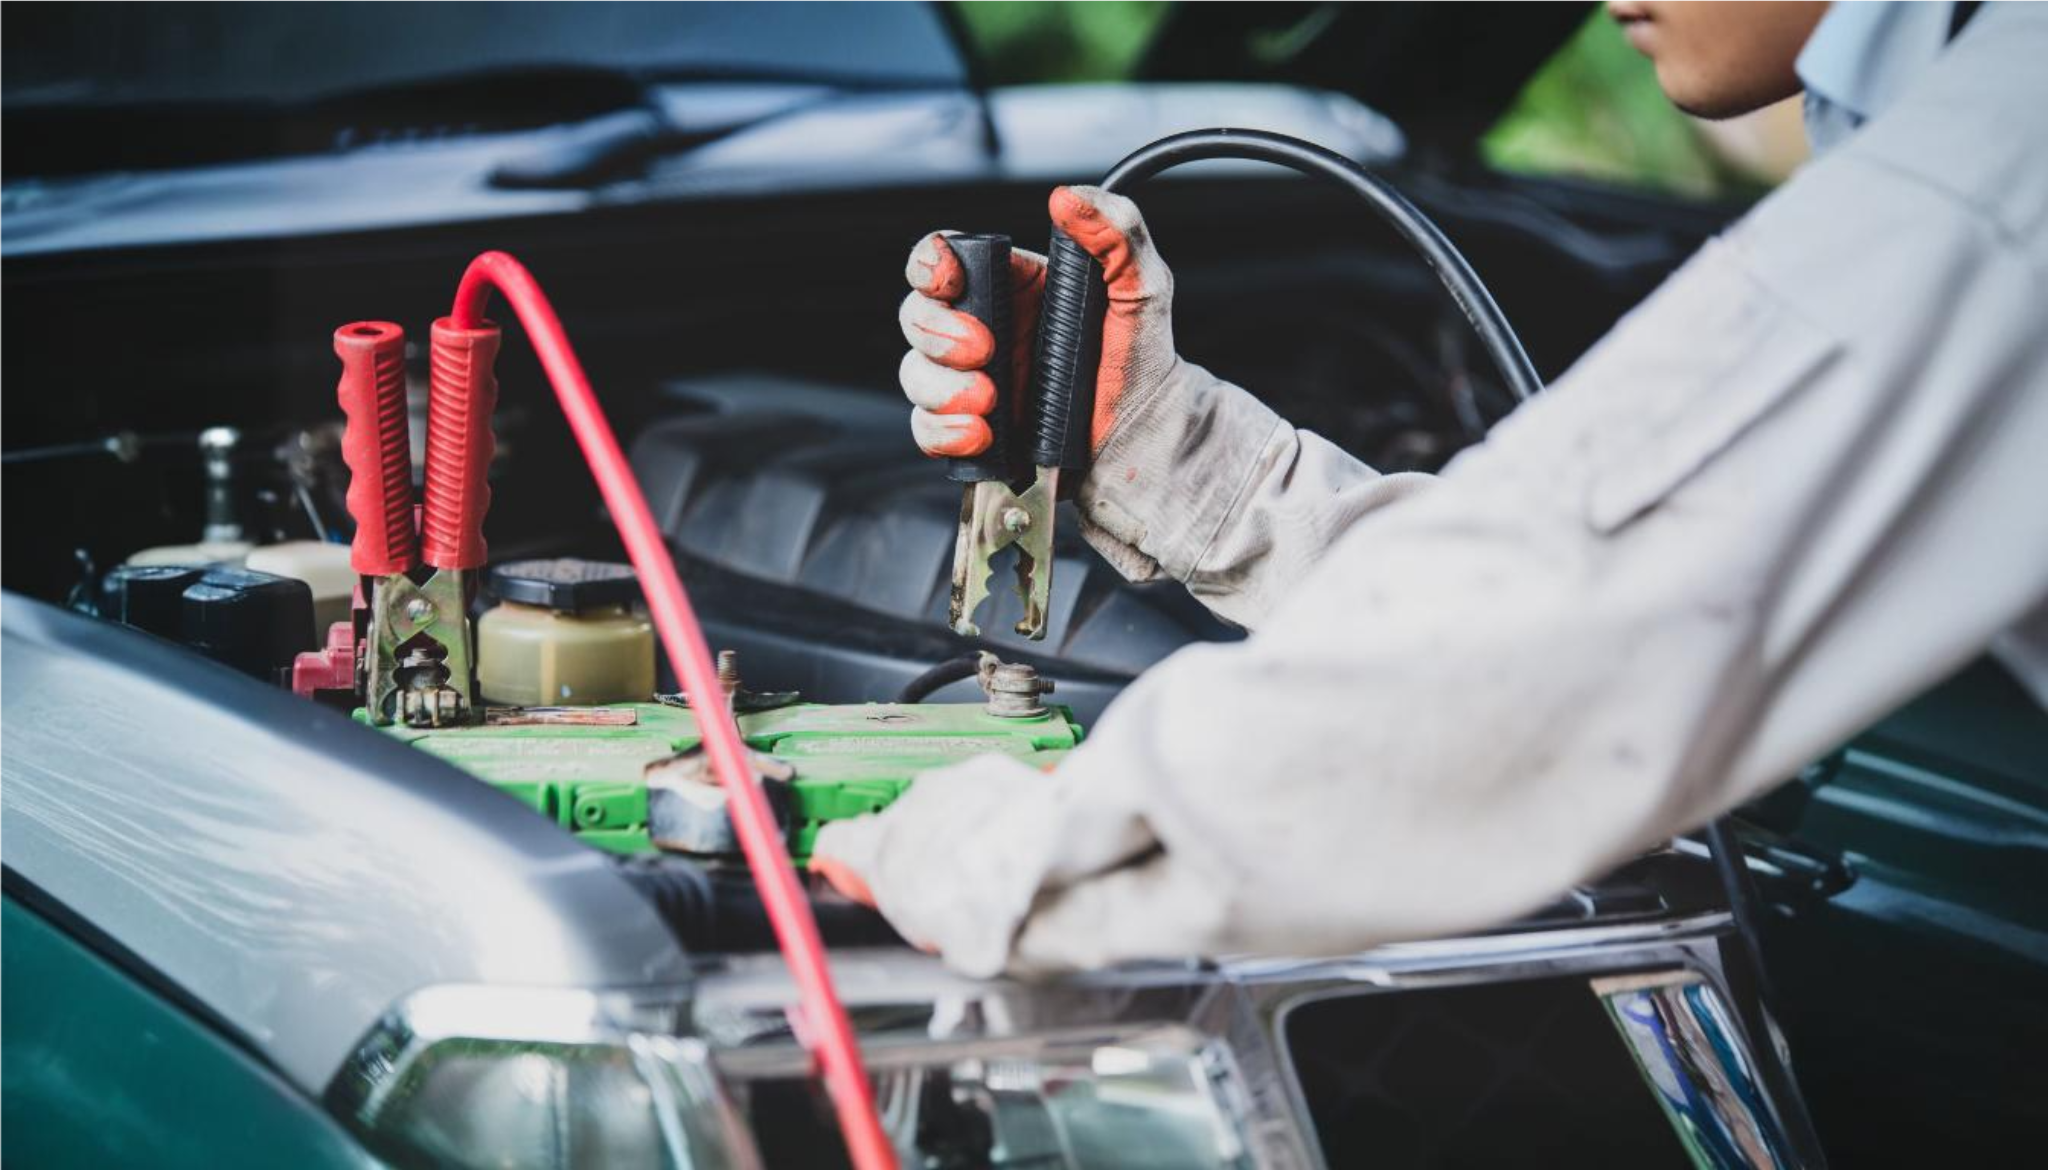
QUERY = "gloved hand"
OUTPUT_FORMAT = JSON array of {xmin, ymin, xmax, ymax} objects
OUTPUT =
[
  {"xmin": 811, "ymin": 750, "xmax": 1166, "ymax": 976},
  {"xmin": 899, "ymin": 185, "xmax": 1183, "ymax": 465}
]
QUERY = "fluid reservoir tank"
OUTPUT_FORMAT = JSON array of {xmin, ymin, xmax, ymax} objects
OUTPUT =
[
  {"xmin": 478, "ymin": 559, "xmax": 655, "ymax": 707},
  {"xmin": 245, "ymin": 540, "xmax": 355, "ymax": 632}
]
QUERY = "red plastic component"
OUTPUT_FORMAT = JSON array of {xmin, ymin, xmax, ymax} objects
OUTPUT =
[
  {"xmin": 420, "ymin": 318, "xmax": 500, "ymax": 571},
  {"xmin": 450, "ymin": 253, "xmax": 897, "ymax": 1170},
  {"xmin": 334, "ymin": 322, "xmax": 417, "ymax": 576},
  {"xmin": 292, "ymin": 620, "xmax": 357, "ymax": 699}
]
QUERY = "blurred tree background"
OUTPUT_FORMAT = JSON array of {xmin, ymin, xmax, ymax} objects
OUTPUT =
[
  {"xmin": 1482, "ymin": 8, "xmax": 1798, "ymax": 197},
  {"xmin": 947, "ymin": 2, "xmax": 1800, "ymax": 198},
  {"xmin": 950, "ymin": 2, "xmax": 1170, "ymax": 84}
]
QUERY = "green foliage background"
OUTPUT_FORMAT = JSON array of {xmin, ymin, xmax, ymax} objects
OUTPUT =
[
  {"xmin": 948, "ymin": 2, "xmax": 1751, "ymax": 198},
  {"xmin": 951, "ymin": 2, "xmax": 1170, "ymax": 85},
  {"xmin": 1482, "ymin": 10, "xmax": 1762, "ymax": 197}
]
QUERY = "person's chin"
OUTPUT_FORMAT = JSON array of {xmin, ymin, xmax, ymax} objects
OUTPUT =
[
  {"xmin": 1670, "ymin": 96, "xmax": 1725, "ymax": 120},
  {"xmin": 1654, "ymin": 50, "xmax": 1810, "ymax": 121},
  {"xmin": 1654, "ymin": 69, "xmax": 1735, "ymax": 122},
  {"xmin": 1667, "ymin": 85, "xmax": 1774, "ymax": 122}
]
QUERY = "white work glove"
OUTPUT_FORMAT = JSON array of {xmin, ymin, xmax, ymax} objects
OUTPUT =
[{"xmin": 811, "ymin": 752, "xmax": 1163, "ymax": 978}]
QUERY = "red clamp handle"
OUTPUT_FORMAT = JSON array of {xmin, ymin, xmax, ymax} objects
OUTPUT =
[
  {"xmin": 421, "ymin": 317, "xmax": 501, "ymax": 571},
  {"xmin": 335, "ymin": 322, "xmax": 418, "ymax": 576}
]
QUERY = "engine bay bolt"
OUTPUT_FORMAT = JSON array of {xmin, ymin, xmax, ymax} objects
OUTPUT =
[
  {"xmin": 652, "ymin": 649, "xmax": 798, "ymax": 713},
  {"xmin": 198, "ymin": 426, "xmax": 246, "ymax": 544},
  {"xmin": 984, "ymin": 660, "xmax": 1053, "ymax": 719}
]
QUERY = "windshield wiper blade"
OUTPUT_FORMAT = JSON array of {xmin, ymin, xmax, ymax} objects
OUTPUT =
[
  {"xmin": 486, "ymin": 89, "xmax": 829, "ymax": 190},
  {"xmin": 3, "ymin": 65, "xmax": 653, "ymax": 179},
  {"xmin": 4, "ymin": 56, "xmax": 977, "ymax": 181}
]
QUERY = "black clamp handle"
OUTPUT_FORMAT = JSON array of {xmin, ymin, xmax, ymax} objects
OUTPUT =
[
  {"xmin": 943, "ymin": 233, "xmax": 1023, "ymax": 485},
  {"xmin": 1029, "ymin": 230, "xmax": 1105, "ymax": 473}
]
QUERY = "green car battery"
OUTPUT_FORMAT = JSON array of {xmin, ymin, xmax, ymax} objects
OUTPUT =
[{"xmin": 375, "ymin": 701, "xmax": 1082, "ymax": 861}]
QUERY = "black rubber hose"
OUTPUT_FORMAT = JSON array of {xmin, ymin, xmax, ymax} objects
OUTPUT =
[
  {"xmin": 897, "ymin": 654, "xmax": 984, "ymax": 704},
  {"xmin": 1705, "ymin": 819, "xmax": 1782, "ymax": 1007},
  {"xmin": 1711, "ymin": 828, "xmax": 1793, "ymax": 1030},
  {"xmin": 1705, "ymin": 818, "xmax": 1828, "ymax": 1167},
  {"xmin": 1095, "ymin": 128, "xmax": 1543, "ymax": 405}
]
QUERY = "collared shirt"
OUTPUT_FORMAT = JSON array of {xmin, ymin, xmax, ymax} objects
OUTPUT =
[{"xmin": 1800, "ymin": 1, "xmax": 1966, "ymax": 154}]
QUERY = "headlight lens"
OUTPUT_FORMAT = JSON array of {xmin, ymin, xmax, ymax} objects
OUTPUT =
[
  {"xmin": 329, "ymin": 986, "xmax": 756, "ymax": 1170},
  {"xmin": 333, "ymin": 989, "xmax": 1259, "ymax": 1170},
  {"xmin": 720, "ymin": 1025, "xmax": 1258, "ymax": 1169}
]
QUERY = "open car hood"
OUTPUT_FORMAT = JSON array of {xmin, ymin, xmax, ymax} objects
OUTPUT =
[{"xmin": 1137, "ymin": 1, "xmax": 1593, "ymax": 157}]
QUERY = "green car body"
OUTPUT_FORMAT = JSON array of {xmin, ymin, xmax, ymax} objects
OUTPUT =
[{"xmin": 3, "ymin": 895, "xmax": 380, "ymax": 1169}]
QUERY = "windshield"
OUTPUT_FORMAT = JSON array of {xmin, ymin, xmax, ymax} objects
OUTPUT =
[{"xmin": 3, "ymin": 1, "xmax": 964, "ymax": 108}]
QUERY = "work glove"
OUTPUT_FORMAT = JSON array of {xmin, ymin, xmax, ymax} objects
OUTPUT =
[
  {"xmin": 898, "ymin": 185, "xmax": 1182, "ymax": 470},
  {"xmin": 811, "ymin": 751, "xmax": 1159, "ymax": 976}
]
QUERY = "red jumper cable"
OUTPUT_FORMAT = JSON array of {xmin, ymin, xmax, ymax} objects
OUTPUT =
[{"xmin": 444, "ymin": 252, "xmax": 896, "ymax": 1170}]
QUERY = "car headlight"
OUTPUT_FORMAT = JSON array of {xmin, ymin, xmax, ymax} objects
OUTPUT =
[
  {"xmin": 719, "ymin": 1025, "xmax": 1258, "ymax": 1169},
  {"xmin": 328, "ymin": 985, "xmax": 757, "ymax": 1170},
  {"xmin": 330, "ymin": 988, "xmax": 1259, "ymax": 1170}
]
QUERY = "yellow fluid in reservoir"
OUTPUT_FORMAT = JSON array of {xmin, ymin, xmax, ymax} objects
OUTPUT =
[{"xmin": 477, "ymin": 600, "xmax": 654, "ymax": 706}]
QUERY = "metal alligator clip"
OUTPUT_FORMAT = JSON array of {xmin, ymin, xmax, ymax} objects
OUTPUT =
[
  {"xmin": 946, "ymin": 228, "xmax": 1105, "ymax": 641},
  {"xmin": 333, "ymin": 317, "xmax": 500, "ymax": 727},
  {"xmin": 946, "ymin": 234, "xmax": 1045, "ymax": 638}
]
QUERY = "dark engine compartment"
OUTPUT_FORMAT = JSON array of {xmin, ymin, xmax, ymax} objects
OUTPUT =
[
  {"xmin": 2, "ymin": 167, "xmax": 1722, "ymax": 704},
  {"xmin": 13, "ymin": 157, "xmax": 2048, "ymax": 1168}
]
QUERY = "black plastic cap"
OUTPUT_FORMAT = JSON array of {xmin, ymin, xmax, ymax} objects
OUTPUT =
[
  {"xmin": 179, "ymin": 567, "xmax": 316, "ymax": 681},
  {"xmin": 98, "ymin": 564, "xmax": 208, "ymax": 638},
  {"xmin": 97, "ymin": 563, "xmax": 313, "ymax": 682},
  {"xmin": 489, "ymin": 559, "xmax": 642, "ymax": 613}
]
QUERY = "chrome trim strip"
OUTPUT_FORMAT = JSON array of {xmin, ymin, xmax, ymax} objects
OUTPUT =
[{"xmin": 1596, "ymin": 970, "xmax": 1797, "ymax": 1168}]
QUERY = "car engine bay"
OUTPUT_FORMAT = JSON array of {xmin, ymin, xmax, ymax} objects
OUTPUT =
[
  {"xmin": 9, "ymin": 126, "xmax": 1738, "ymax": 902},
  {"xmin": 9, "ymin": 3, "xmax": 2048, "ymax": 1163},
  {"xmin": 17, "ymin": 71, "xmax": 1903, "ymax": 1150},
  {"xmin": 11, "ymin": 73, "xmax": 2047, "ymax": 1170}
]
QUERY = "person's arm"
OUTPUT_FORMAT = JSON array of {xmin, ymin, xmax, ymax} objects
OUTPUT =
[
  {"xmin": 825, "ymin": 101, "xmax": 2048, "ymax": 976},
  {"xmin": 899, "ymin": 188, "xmax": 1427, "ymax": 630},
  {"xmin": 1072, "ymin": 359, "xmax": 1435, "ymax": 630}
]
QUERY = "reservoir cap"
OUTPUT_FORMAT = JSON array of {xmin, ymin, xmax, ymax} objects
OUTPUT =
[{"xmin": 489, "ymin": 558, "xmax": 642, "ymax": 614}]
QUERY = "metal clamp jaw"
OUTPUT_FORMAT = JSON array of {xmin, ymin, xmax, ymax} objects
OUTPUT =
[
  {"xmin": 364, "ymin": 569, "xmax": 476, "ymax": 728},
  {"xmin": 950, "ymin": 469, "xmax": 1058, "ymax": 639}
]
